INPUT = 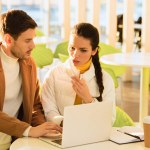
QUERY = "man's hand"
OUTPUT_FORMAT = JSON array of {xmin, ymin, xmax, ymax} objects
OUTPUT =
[{"xmin": 28, "ymin": 122, "xmax": 62, "ymax": 138}]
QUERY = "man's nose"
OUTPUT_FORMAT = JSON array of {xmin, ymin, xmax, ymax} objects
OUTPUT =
[{"xmin": 31, "ymin": 40, "xmax": 35, "ymax": 49}]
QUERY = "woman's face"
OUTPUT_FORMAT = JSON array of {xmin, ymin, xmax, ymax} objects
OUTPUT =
[{"xmin": 68, "ymin": 34, "xmax": 97, "ymax": 67}]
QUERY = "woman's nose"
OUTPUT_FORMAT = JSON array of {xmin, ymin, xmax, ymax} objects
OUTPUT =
[{"xmin": 73, "ymin": 50, "xmax": 79, "ymax": 57}]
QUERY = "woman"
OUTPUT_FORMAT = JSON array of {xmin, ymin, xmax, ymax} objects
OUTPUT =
[{"xmin": 41, "ymin": 23, "xmax": 116, "ymax": 124}]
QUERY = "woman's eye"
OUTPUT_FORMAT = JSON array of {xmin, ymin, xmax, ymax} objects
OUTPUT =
[{"xmin": 70, "ymin": 47, "xmax": 75, "ymax": 51}]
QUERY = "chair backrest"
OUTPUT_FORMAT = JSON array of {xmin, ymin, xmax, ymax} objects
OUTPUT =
[
  {"xmin": 35, "ymin": 28, "xmax": 45, "ymax": 37},
  {"xmin": 54, "ymin": 41, "xmax": 69, "ymax": 58},
  {"xmin": 58, "ymin": 53, "xmax": 69, "ymax": 63},
  {"xmin": 99, "ymin": 42, "xmax": 126, "ymax": 77},
  {"xmin": 103, "ymin": 67, "xmax": 118, "ymax": 88},
  {"xmin": 113, "ymin": 106, "xmax": 135, "ymax": 127},
  {"xmin": 31, "ymin": 44, "xmax": 53, "ymax": 68},
  {"xmin": 99, "ymin": 43, "xmax": 121, "ymax": 57}
]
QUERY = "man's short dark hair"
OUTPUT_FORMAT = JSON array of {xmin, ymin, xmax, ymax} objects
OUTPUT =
[{"xmin": 0, "ymin": 9, "xmax": 37, "ymax": 40}]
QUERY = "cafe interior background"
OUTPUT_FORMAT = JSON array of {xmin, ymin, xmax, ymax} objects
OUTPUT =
[{"xmin": 0, "ymin": 0, "xmax": 150, "ymax": 123}]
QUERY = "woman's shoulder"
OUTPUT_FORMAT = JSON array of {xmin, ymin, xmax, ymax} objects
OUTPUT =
[
  {"xmin": 102, "ymin": 69, "xmax": 114, "ymax": 82},
  {"xmin": 102, "ymin": 69, "xmax": 111, "ymax": 78},
  {"xmin": 46, "ymin": 60, "xmax": 70, "ymax": 76}
]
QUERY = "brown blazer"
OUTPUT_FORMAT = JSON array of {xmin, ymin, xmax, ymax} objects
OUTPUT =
[{"xmin": 0, "ymin": 56, "xmax": 46, "ymax": 138}]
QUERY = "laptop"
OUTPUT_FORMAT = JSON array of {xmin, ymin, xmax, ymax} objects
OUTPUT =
[{"xmin": 39, "ymin": 101, "xmax": 113, "ymax": 148}]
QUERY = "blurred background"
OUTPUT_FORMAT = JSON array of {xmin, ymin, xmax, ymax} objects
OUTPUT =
[
  {"xmin": 0, "ymin": 0, "xmax": 150, "ymax": 123},
  {"xmin": 0, "ymin": 0, "xmax": 142, "ymax": 44}
]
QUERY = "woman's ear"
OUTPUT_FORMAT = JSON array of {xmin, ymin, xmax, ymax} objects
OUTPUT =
[{"xmin": 91, "ymin": 47, "xmax": 99, "ymax": 56}]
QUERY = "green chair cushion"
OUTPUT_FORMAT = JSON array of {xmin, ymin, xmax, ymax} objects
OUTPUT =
[
  {"xmin": 99, "ymin": 43, "xmax": 121, "ymax": 57},
  {"xmin": 58, "ymin": 53, "xmax": 69, "ymax": 63},
  {"xmin": 101, "ymin": 63, "xmax": 127, "ymax": 78},
  {"xmin": 113, "ymin": 106, "xmax": 135, "ymax": 127},
  {"xmin": 32, "ymin": 44, "xmax": 53, "ymax": 68},
  {"xmin": 54, "ymin": 41, "xmax": 69, "ymax": 58},
  {"xmin": 99, "ymin": 42, "xmax": 126, "ymax": 77},
  {"xmin": 103, "ymin": 67, "xmax": 118, "ymax": 88},
  {"xmin": 35, "ymin": 28, "xmax": 45, "ymax": 37}
]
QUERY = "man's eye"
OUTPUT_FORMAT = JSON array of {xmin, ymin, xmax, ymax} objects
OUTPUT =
[
  {"xmin": 80, "ymin": 49, "xmax": 87, "ymax": 52},
  {"xmin": 25, "ymin": 40, "xmax": 31, "ymax": 43}
]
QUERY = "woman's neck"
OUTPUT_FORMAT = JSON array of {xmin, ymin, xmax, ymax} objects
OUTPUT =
[{"xmin": 76, "ymin": 58, "xmax": 92, "ymax": 74}]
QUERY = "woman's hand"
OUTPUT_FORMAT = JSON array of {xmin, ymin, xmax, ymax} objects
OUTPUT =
[
  {"xmin": 28, "ymin": 122, "xmax": 62, "ymax": 138},
  {"xmin": 71, "ymin": 76, "xmax": 93, "ymax": 103}
]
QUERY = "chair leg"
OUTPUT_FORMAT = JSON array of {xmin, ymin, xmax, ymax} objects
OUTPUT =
[{"xmin": 116, "ymin": 77, "xmax": 123, "ymax": 108}]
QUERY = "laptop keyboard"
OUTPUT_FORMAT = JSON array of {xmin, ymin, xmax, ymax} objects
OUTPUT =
[{"xmin": 52, "ymin": 139, "xmax": 62, "ymax": 145}]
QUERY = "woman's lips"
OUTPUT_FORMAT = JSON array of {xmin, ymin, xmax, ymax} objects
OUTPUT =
[{"xmin": 73, "ymin": 59, "xmax": 79, "ymax": 65}]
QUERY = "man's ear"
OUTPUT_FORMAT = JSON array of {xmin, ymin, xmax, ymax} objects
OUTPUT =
[
  {"xmin": 91, "ymin": 47, "xmax": 99, "ymax": 56},
  {"xmin": 4, "ymin": 34, "xmax": 13, "ymax": 45}
]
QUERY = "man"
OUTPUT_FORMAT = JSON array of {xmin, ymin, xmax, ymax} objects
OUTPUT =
[{"xmin": 0, "ymin": 9, "xmax": 62, "ymax": 149}]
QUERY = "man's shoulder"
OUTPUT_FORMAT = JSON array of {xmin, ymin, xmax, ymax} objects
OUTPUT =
[{"xmin": 19, "ymin": 57, "xmax": 36, "ymax": 66}]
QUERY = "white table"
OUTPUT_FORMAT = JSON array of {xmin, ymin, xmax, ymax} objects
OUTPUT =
[
  {"xmin": 10, "ymin": 137, "xmax": 148, "ymax": 150},
  {"xmin": 34, "ymin": 36, "xmax": 58, "ymax": 44},
  {"xmin": 100, "ymin": 52, "xmax": 150, "ymax": 123},
  {"xmin": 118, "ymin": 23, "xmax": 142, "ymax": 30}
]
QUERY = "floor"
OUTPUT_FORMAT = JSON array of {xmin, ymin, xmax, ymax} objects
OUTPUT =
[{"xmin": 116, "ymin": 68, "xmax": 150, "ymax": 122}]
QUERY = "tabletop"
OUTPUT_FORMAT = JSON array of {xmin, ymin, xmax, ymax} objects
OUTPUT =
[
  {"xmin": 100, "ymin": 52, "xmax": 150, "ymax": 67},
  {"xmin": 10, "ymin": 137, "xmax": 149, "ymax": 150}
]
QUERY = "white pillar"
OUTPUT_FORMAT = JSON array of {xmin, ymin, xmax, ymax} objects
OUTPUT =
[
  {"xmin": 106, "ymin": 0, "xmax": 117, "ymax": 46},
  {"xmin": 77, "ymin": 0, "xmax": 86, "ymax": 23},
  {"xmin": 122, "ymin": 0, "xmax": 134, "ymax": 81},
  {"xmin": 92, "ymin": 0, "xmax": 101, "ymax": 33},
  {"xmin": 6, "ymin": 0, "xmax": 11, "ymax": 10},
  {"xmin": 142, "ymin": 0, "xmax": 150, "ymax": 52},
  {"xmin": 63, "ymin": 0, "xmax": 70, "ymax": 40},
  {"xmin": 122, "ymin": 0, "xmax": 134, "ymax": 53},
  {"xmin": 43, "ymin": 0, "xmax": 50, "ymax": 36},
  {"xmin": 0, "ymin": 0, "xmax": 2, "ymax": 13}
]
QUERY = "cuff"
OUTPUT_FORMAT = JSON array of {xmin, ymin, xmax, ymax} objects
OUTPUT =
[
  {"xmin": 92, "ymin": 98, "xmax": 99, "ymax": 103},
  {"xmin": 23, "ymin": 126, "xmax": 32, "ymax": 137}
]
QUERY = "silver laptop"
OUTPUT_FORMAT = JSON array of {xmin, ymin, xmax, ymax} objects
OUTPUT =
[{"xmin": 39, "ymin": 101, "xmax": 113, "ymax": 148}]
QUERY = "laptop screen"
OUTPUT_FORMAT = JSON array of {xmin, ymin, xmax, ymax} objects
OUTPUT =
[
  {"xmin": 39, "ymin": 101, "xmax": 113, "ymax": 148},
  {"xmin": 61, "ymin": 101, "xmax": 113, "ymax": 148}
]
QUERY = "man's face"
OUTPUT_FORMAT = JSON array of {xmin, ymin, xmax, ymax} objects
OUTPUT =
[{"xmin": 9, "ymin": 28, "xmax": 36, "ymax": 59}]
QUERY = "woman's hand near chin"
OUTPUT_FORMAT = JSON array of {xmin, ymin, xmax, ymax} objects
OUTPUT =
[{"xmin": 71, "ymin": 76, "xmax": 93, "ymax": 103}]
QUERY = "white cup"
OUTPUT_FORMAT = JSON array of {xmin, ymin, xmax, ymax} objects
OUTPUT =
[{"xmin": 143, "ymin": 116, "xmax": 150, "ymax": 148}]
